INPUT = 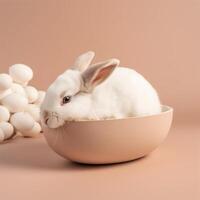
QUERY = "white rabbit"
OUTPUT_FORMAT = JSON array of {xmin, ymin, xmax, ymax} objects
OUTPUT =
[{"xmin": 41, "ymin": 51, "xmax": 161, "ymax": 128}]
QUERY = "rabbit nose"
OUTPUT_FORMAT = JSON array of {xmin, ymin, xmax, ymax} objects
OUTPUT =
[
  {"xmin": 42, "ymin": 110, "xmax": 50, "ymax": 124},
  {"xmin": 42, "ymin": 110, "xmax": 59, "ymax": 125}
]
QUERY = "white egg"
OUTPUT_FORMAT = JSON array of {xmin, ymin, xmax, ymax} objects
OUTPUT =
[
  {"xmin": 16, "ymin": 131, "xmax": 22, "ymax": 136},
  {"xmin": 11, "ymin": 83, "xmax": 26, "ymax": 97},
  {"xmin": 10, "ymin": 112, "xmax": 35, "ymax": 132},
  {"xmin": 25, "ymin": 86, "xmax": 38, "ymax": 103},
  {"xmin": 35, "ymin": 90, "xmax": 46, "ymax": 105},
  {"xmin": 0, "ymin": 129, "xmax": 5, "ymax": 142},
  {"xmin": 0, "ymin": 105, "xmax": 10, "ymax": 122},
  {"xmin": 9, "ymin": 64, "xmax": 33, "ymax": 85},
  {"xmin": 21, "ymin": 122, "xmax": 41, "ymax": 137},
  {"xmin": 0, "ymin": 122, "xmax": 14, "ymax": 140},
  {"xmin": 0, "ymin": 88, "xmax": 12, "ymax": 100},
  {"xmin": 1, "ymin": 93, "xmax": 28, "ymax": 113},
  {"xmin": 0, "ymin": 73, "xmax": 13, "ymax": 91},
  {"xmin": 25, "ymin": 104, "xmax": 40, "ymax": 122}
]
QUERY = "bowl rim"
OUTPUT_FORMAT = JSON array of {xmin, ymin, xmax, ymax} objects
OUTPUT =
[{"xmin": 64, "ymin": 105, "xmax": 173, "ymax": 123}]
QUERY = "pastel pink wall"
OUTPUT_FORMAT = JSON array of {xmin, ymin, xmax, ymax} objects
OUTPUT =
[{"xmin": 0, "ymin": 0, "xmax": 199, "ymax": 124}]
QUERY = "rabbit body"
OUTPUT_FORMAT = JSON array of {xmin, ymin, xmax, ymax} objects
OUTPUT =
[
  {"xmin": 41, "ymin": 51, "xmax": 161, "ymax": 128},
  {"xmin": 86, "ymin": 66, "xmax": 161, "ymax": 120}
]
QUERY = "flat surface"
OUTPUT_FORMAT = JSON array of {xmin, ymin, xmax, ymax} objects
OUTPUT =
[{"xmin": 0, "ymin": 124, "xmax": 199, "ymax": 200}]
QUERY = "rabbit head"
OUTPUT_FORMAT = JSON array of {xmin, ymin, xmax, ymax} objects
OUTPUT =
[{"xmin": 41, "ymin": 51, "xmax": 119, "ymax": 128}]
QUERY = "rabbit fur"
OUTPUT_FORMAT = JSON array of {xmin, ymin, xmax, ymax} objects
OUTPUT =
[{"xmin": 41, "ymin": 51, "xmax": 161, "ymax": 128}]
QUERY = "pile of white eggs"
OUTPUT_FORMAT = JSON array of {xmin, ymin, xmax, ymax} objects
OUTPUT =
[{"xmin": 0, "ymin": 64, "xmax": 45, "ymax": 143}]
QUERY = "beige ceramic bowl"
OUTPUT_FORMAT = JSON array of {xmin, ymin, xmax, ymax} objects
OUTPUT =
[{"xmin": 43, "ymin": 105, "xmax": 173, "ymax": 164}]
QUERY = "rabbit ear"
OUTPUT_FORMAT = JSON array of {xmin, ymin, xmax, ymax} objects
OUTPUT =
[
  {"xmin": 81, "ymin": 58, "xmax": 120, "ymax": 92},
  {"xmin": 73, "ymin": 51, "xmax": 95, "ymax": 72}
]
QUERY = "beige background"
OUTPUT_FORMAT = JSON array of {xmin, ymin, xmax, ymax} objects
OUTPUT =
[
  {"xmin": 0, "ymin": 1, "xmax": 199, "ymax": 200},
  {"xmin": 0, "ymin": 0, "xmax": 199, "ymax": 124}
]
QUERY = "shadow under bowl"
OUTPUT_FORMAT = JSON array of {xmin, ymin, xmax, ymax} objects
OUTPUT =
[{"xmin": 43, "ymin": 105, "xmax": 173, "ymax": 164}]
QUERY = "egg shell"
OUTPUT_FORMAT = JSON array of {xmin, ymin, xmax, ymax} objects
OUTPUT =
[
  {"xmin": 0, "ymin": 89, "xmax": 12, "ymax": 100},
  {"xmin": 0, "ymin": 105, "xmax": 10, "ymax": 122},
  {"xmin": 0, "ymin": 129, "xmax": 5, "ymax": 143},
  {"xmin": 25, "ymin": 104, "xmax": 40, "ymax": 122},
  {"xmin": 16, "ymin": 131, "xmax": 22, "ymax": 137},
  {"xmin": 9, "ymin": 64, "xmax": 33, "ymax": 85},
  {"xmin": 0, "ymin": 73, "xmax": 13, "ymax": 91},
  {"xmin": 10, "ymin": 112, "xmax": 35, "ymax": 131},
  {"xmin": 34, "ymin": 90, "xmax": 46, "ymax": 105},
  {"xmin": 0, "ymin": 122, "xmax": 14, "ymax": 140},
  {"xmin": 1, "ymin": 93, "xmax": 28, "ymax": 113},
  {"xmin": 21, "ymin": 122, "xmax": 41, "ymax": 137},
  {"xmin": 25, "ymin": 86, "xmax": 38, "ymax": 103},
  {"xmin": 11, "ymin": 83, "xmax": 26, "ymax": 97}
]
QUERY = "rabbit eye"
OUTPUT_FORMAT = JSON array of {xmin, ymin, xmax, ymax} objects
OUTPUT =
[{"xmin": 62, "ymin": 96, "xmax": 71, "ymax": 104}]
